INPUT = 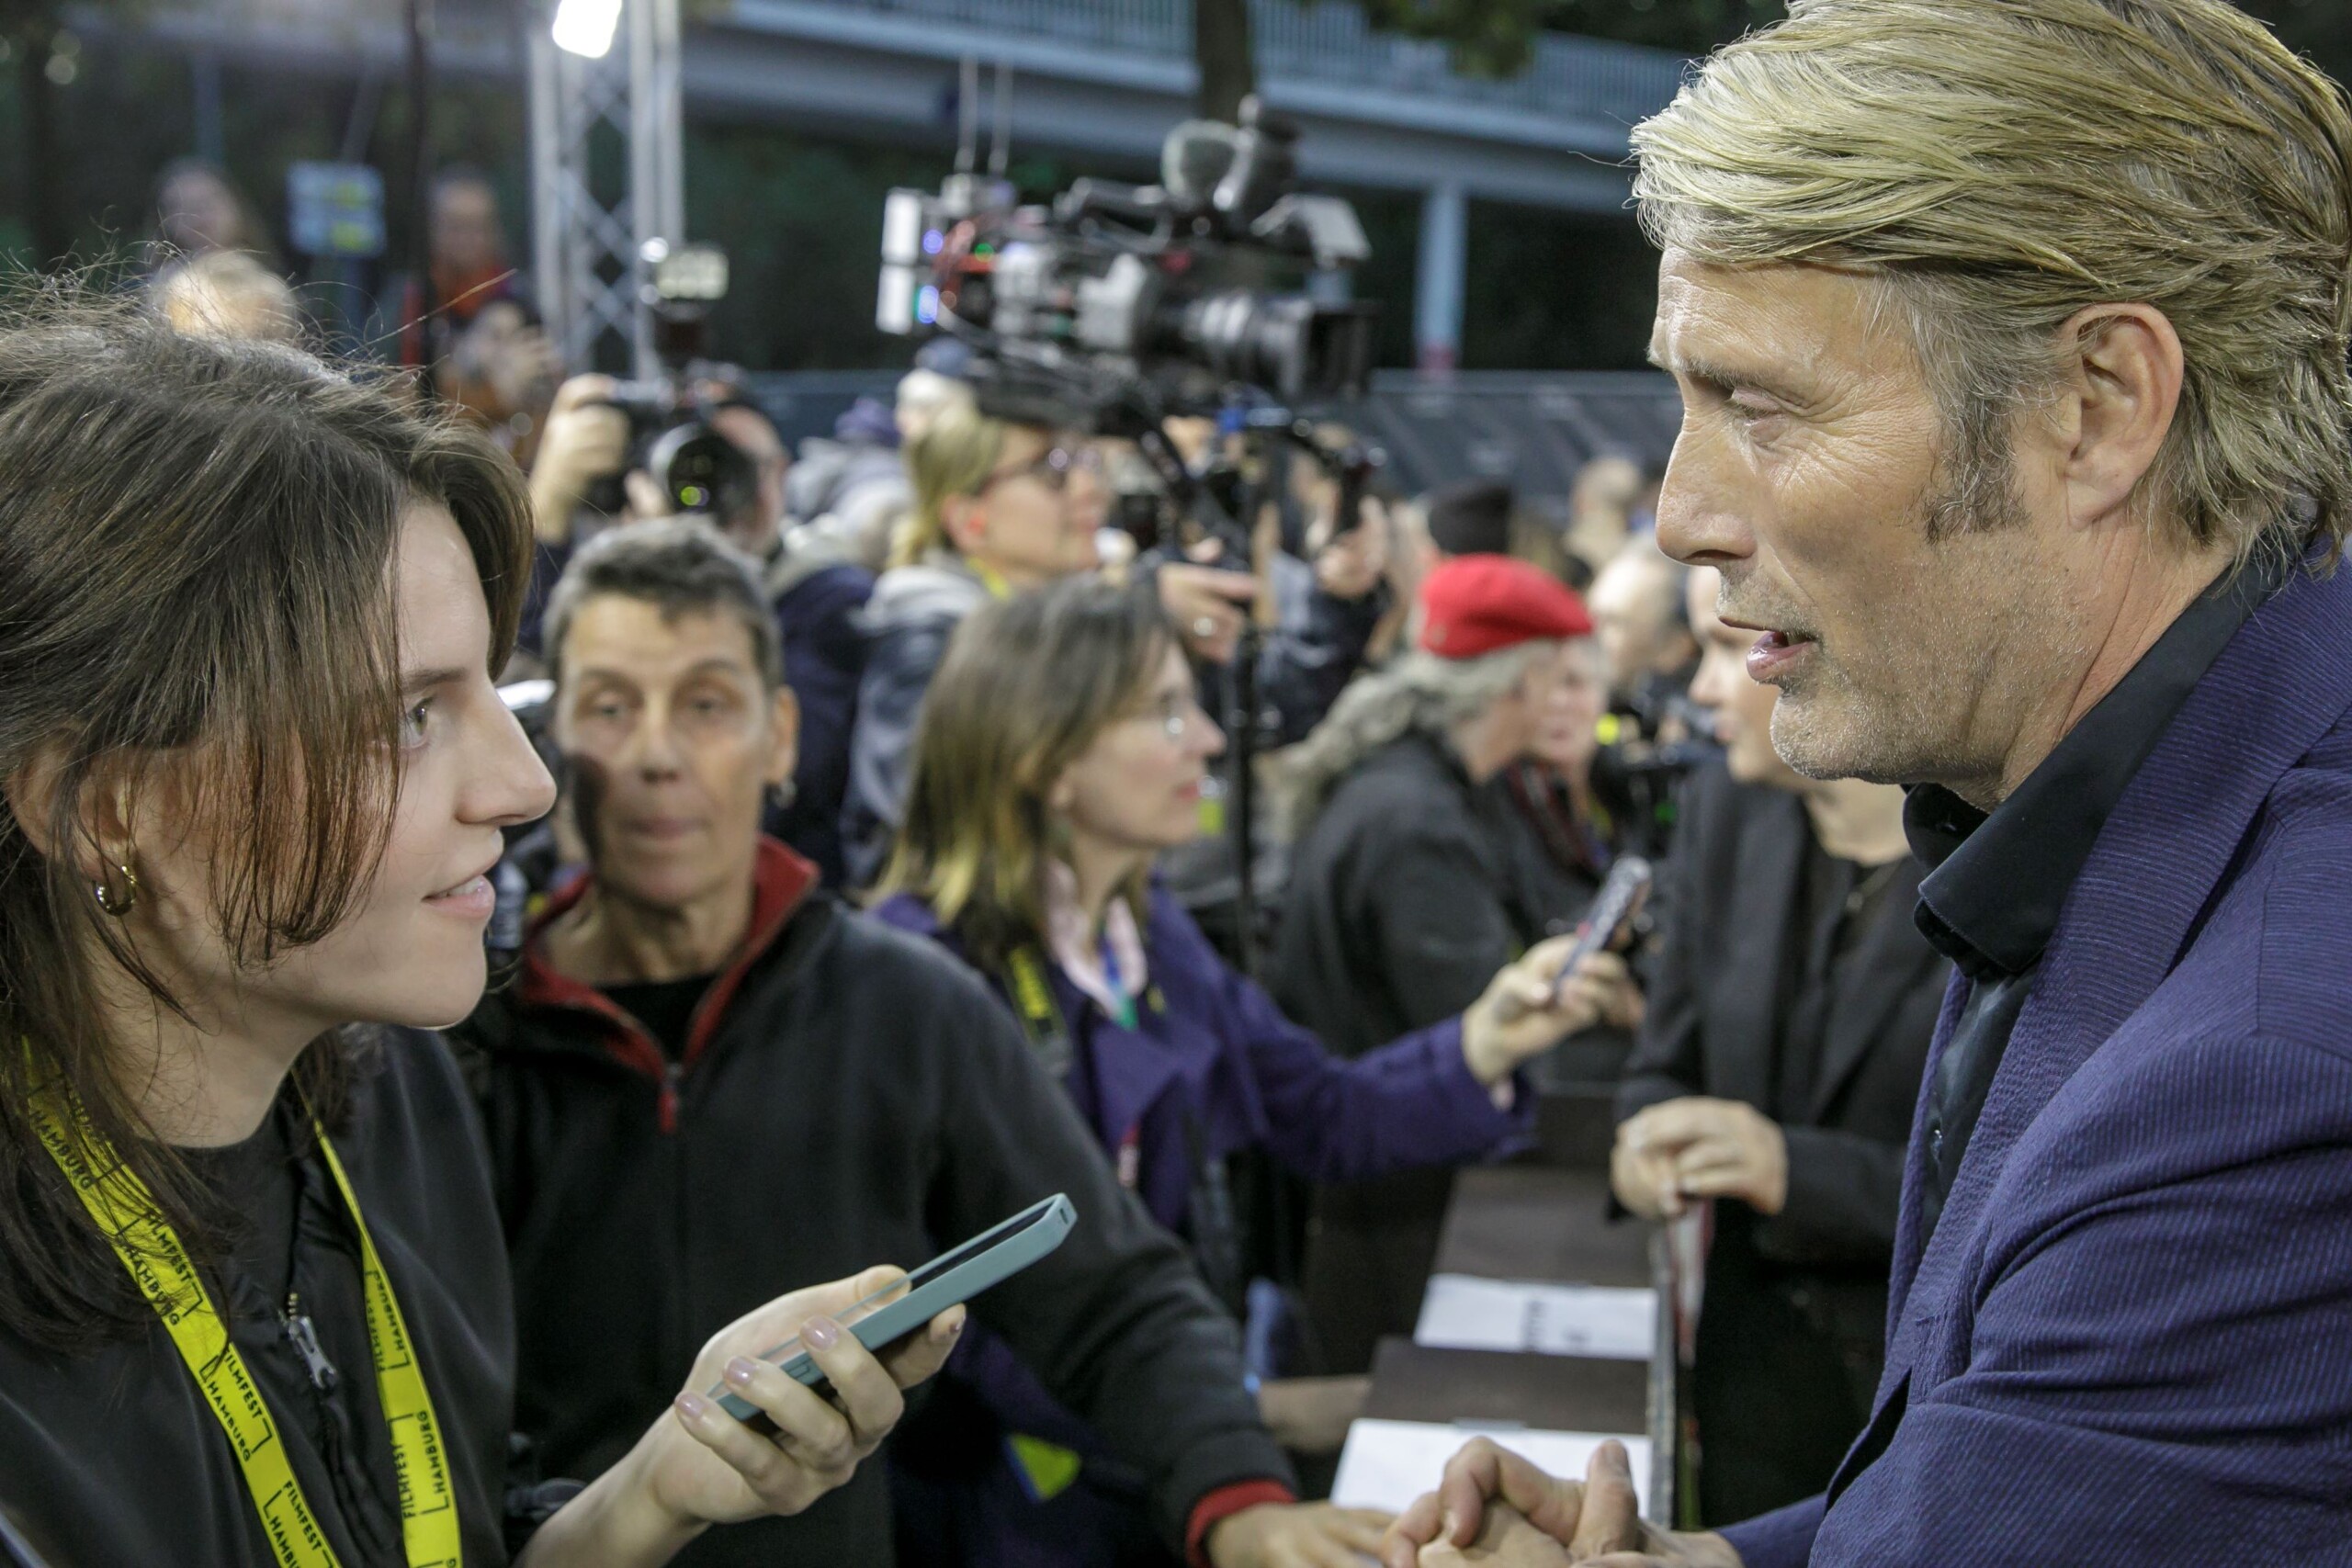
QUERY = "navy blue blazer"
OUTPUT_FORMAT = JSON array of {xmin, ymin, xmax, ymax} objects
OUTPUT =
[{"xmin": 1726, "ymin": 557, "xmax": 2352, "ymax": 1567}]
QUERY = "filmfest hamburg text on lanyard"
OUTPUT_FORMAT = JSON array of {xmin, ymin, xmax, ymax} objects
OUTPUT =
[{"xmin": 28, "ymin": 1077, "xmax": 462, "ymax": 1568}]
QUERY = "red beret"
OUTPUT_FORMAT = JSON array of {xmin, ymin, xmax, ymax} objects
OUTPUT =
[{"xmin": 1417, "ymin": 555, "xmax": 1593, "ymax": 660}]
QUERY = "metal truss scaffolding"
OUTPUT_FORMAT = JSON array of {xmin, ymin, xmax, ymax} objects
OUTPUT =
[{"xmin": 528, "ymin": 0, "xmax": 684, "ymax": 377}]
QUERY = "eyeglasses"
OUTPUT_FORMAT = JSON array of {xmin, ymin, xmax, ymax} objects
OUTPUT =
[
  {"xmin": 1131, "ymin": 689, "xmax": 1208, "ymax": 741},
  {"xmin": 978, "ymin": 444, "xmax": 1104, "ymax": 495}
]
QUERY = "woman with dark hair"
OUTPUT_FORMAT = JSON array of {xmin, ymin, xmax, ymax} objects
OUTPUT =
[
  {"xmin": 0, "ymin": 302, "xmax": 956, "ymax": 1566},
  {"xmin": 870, "ymin": 575, "xmax": 1630, "ymax": 1567}
]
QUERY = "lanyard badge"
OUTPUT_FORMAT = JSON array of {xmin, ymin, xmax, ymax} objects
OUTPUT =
[{"xmin": 29, "ymin": 1079, "xmax": 463, "ymax": 1568}]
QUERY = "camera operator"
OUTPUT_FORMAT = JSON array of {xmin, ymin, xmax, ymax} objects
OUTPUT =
[
  {"xmin": 1150, "ymin": 414, "xmax": 1391, "ymax": 742},
  {"xmin": 1272, "ymin": 558, "xmax": 1645, "ymax": 1372},
  {"xmin": 457, "ymin": 518, "xmax": 1303, "ymax": 1568},
  {"xmin": 1608, "ymin": 564, "xmax": 1948, "ymax": 1524}
]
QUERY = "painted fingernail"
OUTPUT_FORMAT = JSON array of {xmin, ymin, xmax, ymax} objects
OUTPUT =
[
  {"xmin": 675, "ymin": 1391, "xmax": 709, "ymax": 1420},
  {"xmin": 724, "ymin": 1357, "xmax": 758, "ymax": 1387},
  {"xmin": 802, "ymin": 1314, "xmax": 841, "ymax": 1350}
]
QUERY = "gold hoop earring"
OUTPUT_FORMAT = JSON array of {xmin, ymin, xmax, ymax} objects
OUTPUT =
[{"xmin": 94, "ymin": 863, "xmax": 137, "ymax": 918}]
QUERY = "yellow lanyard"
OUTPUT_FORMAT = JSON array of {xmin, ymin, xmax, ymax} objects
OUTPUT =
[{"xmin": 29, "ymin": 1084, "xmax": 463, "ymax": 1568}]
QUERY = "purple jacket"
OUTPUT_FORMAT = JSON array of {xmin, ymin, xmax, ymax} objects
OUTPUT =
[
  {"xmin": 876, "ymin": 887, "xmax": 1527, "ymax": 1568},
  {"xmin": 874, "ymin": 886, "xmax": 1527, "ymax": 1237},
  {"xmin": 1727, "ymin": 557, "xmax": 2352, "ymax": 1567}
]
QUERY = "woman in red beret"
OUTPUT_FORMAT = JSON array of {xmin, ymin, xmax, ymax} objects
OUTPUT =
[{"xmin": 1271, "ymin": 555, "xmax": 1649, "ymax": 1373}]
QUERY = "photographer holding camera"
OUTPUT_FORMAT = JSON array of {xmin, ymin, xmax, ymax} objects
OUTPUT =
[{"xmin": 527, "ymin": 370, "xmax": 877, "ymax": 887}]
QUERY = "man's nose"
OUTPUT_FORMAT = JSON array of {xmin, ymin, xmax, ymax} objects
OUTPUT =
[{"xmin": 1653, "ymin": 434, "xmax": 1756, "ymax": 569}]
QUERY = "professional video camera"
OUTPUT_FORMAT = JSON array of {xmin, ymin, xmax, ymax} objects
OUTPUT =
[
  {"xmin": 582, "ymin": 240, "xmax": 758, "ymax": 522},
  {"xmin": 878, "ymin": 103, "xmax": 1384, "ymax": 978},
  {"xmin": 875, "ymin": 96, "xmax": 1375, "ymax": 438}
]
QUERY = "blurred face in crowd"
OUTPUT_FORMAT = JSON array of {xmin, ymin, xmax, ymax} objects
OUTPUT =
[
  {"xmin": 1651, "ymin": 252, "xmax": 2077, "ymax": 795},
  {"xmin": 1685, "ymin": 563, "xmax": 1806, "ymax": 791},
  {"xmin": 432, "ymin": 179, "xmax": 505, "ymax": 275},
  {"xmin": 552, "ymin": 595, "xmax": 797, "ymax": 913},
  {"xmin": 1531, "ymin": 637, "xmax": 1607, "ymax": 780},
  {"xmin": 92, "ymin": 505, "xmax": 554, "ymax": 1043},
  {"xmin": 1588, "ymin": 548, "xmax": 1695, "ymax": 702},
  {"xmin": 1498, "ymin": 638, "xmax": 1577, "ymax": 765},
  {"xmin": 943, "ymin": 423, "xmax": 1105, "ymax": 589},
  {"xmin": 159, "ymin": 166, "xmax": 243, "ymax": 256},
  {"xmin": 1049, "ymin": 644, "xmax": 1226, "ymax": 855}
]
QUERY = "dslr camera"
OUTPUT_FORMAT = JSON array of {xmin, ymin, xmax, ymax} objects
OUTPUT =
[
  {"xmin": 583, "ymin": 241, "xmax": 758, "ymax": 522},
  {"xmin": 875, "ymin": 97, "xmax": 1375, "ymax": 435}
]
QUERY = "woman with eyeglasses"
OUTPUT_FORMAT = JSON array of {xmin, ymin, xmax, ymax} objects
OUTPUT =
[
  {"xmin": 869, "ymin": 576, "xmax": 1631, "ymax": 1568},
  {"xmin": 840, "ymin": 396, "xmax": 1111, "ymax": 887}
]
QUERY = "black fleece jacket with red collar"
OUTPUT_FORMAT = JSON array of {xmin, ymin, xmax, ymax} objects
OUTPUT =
[{"xmin": 451, "ymin": 840, "xmax": 1293, "ymax": 1567}]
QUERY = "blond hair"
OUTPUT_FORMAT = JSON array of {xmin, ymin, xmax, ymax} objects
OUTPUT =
[
  {"xmin": 889, "ymin": 393, "xmax": 1007, "ymax": 570},
  {"xmin": 1633, "ymin": 0, "xmax": 2352, "ymax": 566}
]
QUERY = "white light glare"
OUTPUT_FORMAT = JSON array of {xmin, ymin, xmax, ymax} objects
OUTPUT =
[{"xmin": 552, "ymin": 0, "xmax": 623, "ymax": 59}]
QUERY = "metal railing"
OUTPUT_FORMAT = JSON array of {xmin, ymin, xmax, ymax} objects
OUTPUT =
[{"xmin": 799, "ymin": 0, "xmax": 1689, "ymax": 128}]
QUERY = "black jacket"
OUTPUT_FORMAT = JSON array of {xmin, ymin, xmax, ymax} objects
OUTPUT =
[
  {"xmin": 0, "ymin": 1032, "xmax": 515, "ymax": 1568},
  {"xmin": 1272, "ymin": 732, "xmax": 1553, "ymax": 1058},
  {"xmin": 453, "ymin": 841, "xmax": 1289, "ymax": 1567},
  {"xmin": 1614, "ymin": 762, "xmax": 1948, "ymax": 1523},
  {"xmin": 1271, "ymin": 731, "xmax": 1555, "ymax": 1372}
]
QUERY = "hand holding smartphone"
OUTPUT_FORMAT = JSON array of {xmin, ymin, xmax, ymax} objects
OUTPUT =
[
  {"xmin": 1550, "ymin": 856, "xmax": 1653, "ymax": 1007},
  {"xmin": 709, "ymin": 1194, "xmax": 1077, "ymax": 1423}
]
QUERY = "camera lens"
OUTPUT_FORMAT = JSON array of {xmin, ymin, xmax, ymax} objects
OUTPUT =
[
  {"xmin": 1172, "ymin": 291, "xmax": 1374, "ymax": 401},
  {"xmin": 647, "ymin": 423, "xmax": 758, "ymax": 521}
]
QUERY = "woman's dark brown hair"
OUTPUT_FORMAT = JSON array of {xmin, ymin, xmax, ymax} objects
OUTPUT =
[
  {"xmin": 0, "ymin": 294, "xmax": 533, "ymax": 1352},
  {"xmin": 876, "ymin": 574, "xmax": 1177, "ymax": 973}
]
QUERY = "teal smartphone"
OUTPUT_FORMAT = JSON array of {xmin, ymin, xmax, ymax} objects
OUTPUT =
[{"xmin": 710, "ymin": 1192, "xmax": 1078, "ymax": 1423}]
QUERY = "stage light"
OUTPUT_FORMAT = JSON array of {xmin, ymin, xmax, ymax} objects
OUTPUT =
[{"xmin": 552, "ymin": 0, "xmax": 623, "ymax": 59}]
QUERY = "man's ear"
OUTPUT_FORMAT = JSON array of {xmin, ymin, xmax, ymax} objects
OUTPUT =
[
  {"xmin": 2052, "ymin": 302, "xmax": 2185, "ymax": 533},
  {"xmin": 764, "ymin": 685, "xmax": 801, "ymax": 791}
]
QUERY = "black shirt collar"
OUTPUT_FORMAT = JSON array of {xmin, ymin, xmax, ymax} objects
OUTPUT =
[{"xmin": 1905, "ymin": 558, "xmax": 2278, "ymax": 980}]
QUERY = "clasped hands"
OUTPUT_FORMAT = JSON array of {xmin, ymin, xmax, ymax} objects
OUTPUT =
[
  {"xmin": 1379, "ymin": 1438, "xmax": 1738, "ymax": 1568},
  {"xmin": 1611, "ymin": 1097, "xmax": 1787, "ymax": 1220}
]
